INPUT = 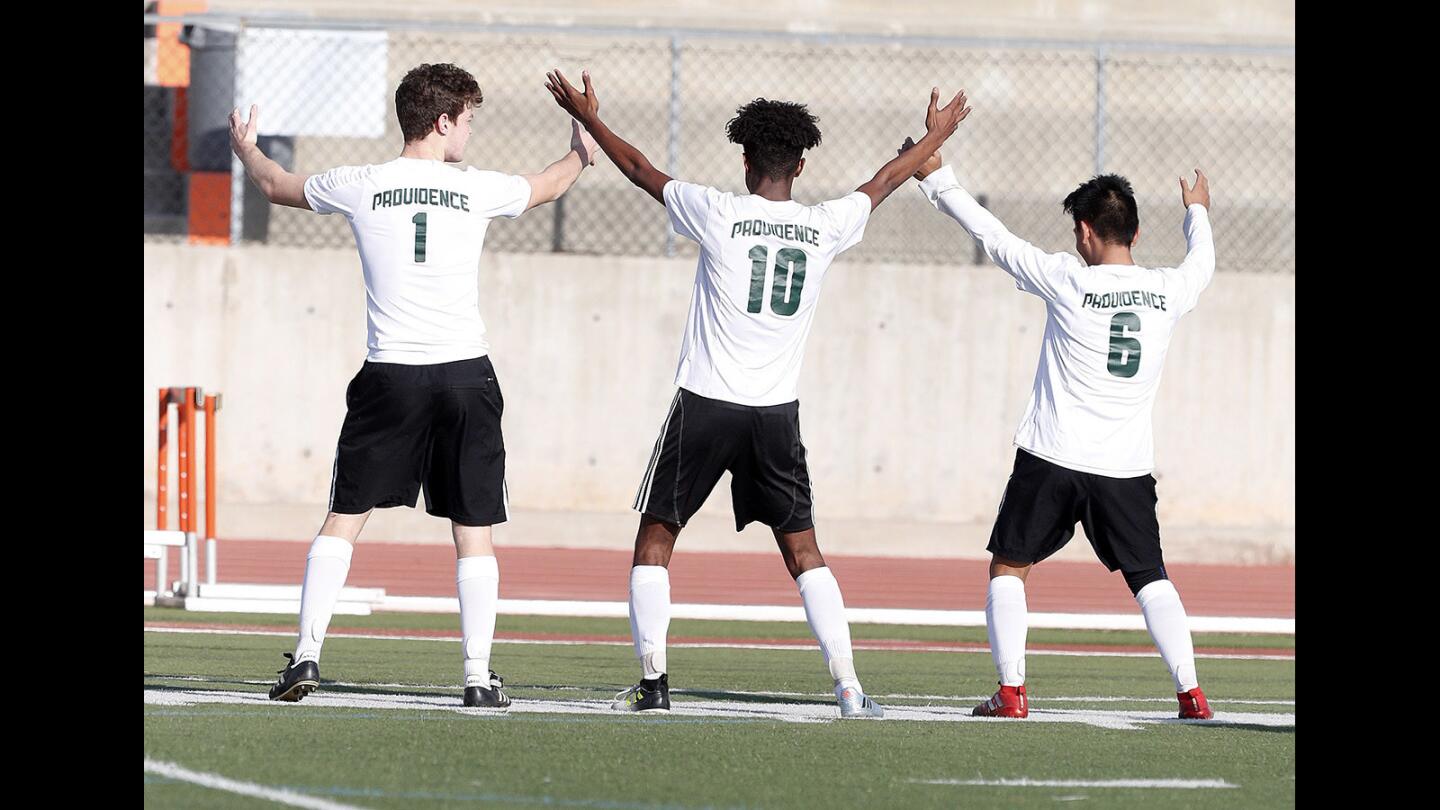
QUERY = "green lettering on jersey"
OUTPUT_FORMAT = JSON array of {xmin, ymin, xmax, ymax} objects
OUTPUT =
[
  {"xmin": 1107, "ymin": 311, "xmax": 1142, "ymax": 378},
  {"xmin": 747, "ymin": 245, "xmax": 768, "ymax": 313},
  {"xmin": 412, "ymin": 212, "xmax": 427, "ymax": 263}
]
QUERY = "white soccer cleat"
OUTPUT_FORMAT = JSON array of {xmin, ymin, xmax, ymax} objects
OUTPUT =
[{"xmin": 837, "ymin": 686, "xmax": 885, "ymax": 719}]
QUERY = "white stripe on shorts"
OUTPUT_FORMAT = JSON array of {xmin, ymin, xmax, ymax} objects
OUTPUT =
[{"xmin": 634, "ymin": 390, "xmax": 681, "ymax": 511}]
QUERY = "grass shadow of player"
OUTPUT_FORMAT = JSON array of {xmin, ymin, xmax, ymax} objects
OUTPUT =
[
  {"xmin": 1153, "ymin": 718, "xmax": 1295, "ymax": 734},
  {"xmin": 673, "ymin": 688, "xmax": 829, "ymax": 707}
]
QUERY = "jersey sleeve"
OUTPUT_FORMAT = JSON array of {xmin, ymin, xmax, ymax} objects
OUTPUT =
[
  {"xmin": 817, "ymin": 191, "xmax": 872, "ymax": 256},
  {"xmin": 918, "ymin": 165, "xmax": 1076, "ymax": 301},
  {"xmin": 663, "ymin": 180, "xmax": 723, "ymax": 244},
  {"xmin": 465, "ymin": 169, "xmax": 533, "ymax": 220},
  {"xmin": 1170, "ymin": 204, "xmax": 1216, "ymax": 315},
  {"xmin": 303, "ymin": 165, "xmax": 372, "ymax": 217}
]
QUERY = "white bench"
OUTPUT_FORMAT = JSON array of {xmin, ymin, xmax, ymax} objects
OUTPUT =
[{"xmin": 144, "ymin": 530, "xmax": 187, "ymax": 599}]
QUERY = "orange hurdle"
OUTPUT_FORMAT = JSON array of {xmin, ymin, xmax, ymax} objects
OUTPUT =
[{"xmin": 152, "ymin": 386, "xmax": 221, "ymax": 597}]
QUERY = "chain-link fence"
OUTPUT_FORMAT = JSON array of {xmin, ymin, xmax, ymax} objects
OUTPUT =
[{"xmin": 144, "ymin": 15, "xmax": 1295, "ymax": 273}]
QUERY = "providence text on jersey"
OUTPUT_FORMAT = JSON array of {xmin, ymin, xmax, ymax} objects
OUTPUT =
[
  {"xmin": 372, "ymin": 187, "xmax": 472, "ymax": 211},
  {"xmin": 1081, "ymin": 290, "xmax": 1168, "ymax": 311},
  {"xmin": 729, "ymin": 219, "xmax": 822, "ymax": 247}
]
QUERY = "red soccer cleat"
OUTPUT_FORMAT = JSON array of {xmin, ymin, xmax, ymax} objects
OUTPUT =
[
  {"xmin": 1177, "ymin": 687, "xmax": 1214, "ymax": 719},
  {"xmin": 973, "ymin": 684, "xmax": 1028, "ymax": 718}
]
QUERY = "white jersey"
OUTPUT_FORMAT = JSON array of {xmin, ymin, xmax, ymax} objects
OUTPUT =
[
  {"xmin": 664, "ymin": 180, "xmax": 871, "ymax": 406},
  {"xmin": 304, "ymin": 157, "xmax": 532, "ymax": 365},
  {"xmin": 918, "ymin": 165, "xmax": 1215, "ymax": 477}
]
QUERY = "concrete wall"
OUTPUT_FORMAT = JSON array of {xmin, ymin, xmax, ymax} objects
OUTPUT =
[{"xmin": 143, "ymin": 239, "xmax": 1294, "ymax": 563}]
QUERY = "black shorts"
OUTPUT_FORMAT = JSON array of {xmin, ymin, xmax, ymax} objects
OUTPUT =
[
  {"xmin": 633, "ymin": 388, "xmax": 814, "ymax": 533},
  {"xmin": 987, "ymin": 448, "xmax": 1163, "ymax": 572},
  {"xmin": 329, "ymin": 356, "xmax": 507, "ymax": 526}
]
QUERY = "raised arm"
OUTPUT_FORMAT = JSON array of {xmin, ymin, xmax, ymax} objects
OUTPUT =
[
  {"xmin": 228, "ymin": 105, "xmax": 311, "ymax": 210},
  {"xmin": 905, "ymin": 142, "xmax": 1072, "ymax": 301},
  {"xmin": 545, "ymin": 69, "xmax": 672, "ymax": 205},
  {"xmin": 854, "ymin": 88, "xmax": 971, "ymax": 211},
  {"xmin": 521, "ymin": 119, "xmax": 598, "ymax": 211},
  {"xmin": 1174, "ymin": 168, "xmax": 1215, "ymax": 313}
]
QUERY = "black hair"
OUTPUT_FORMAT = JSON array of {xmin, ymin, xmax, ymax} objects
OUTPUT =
[
  {"xmin": 725, "ymin": 99, "xmax": 822, "ymax": 181},
  {"xmin": 1062, "ymin": 175, "xmax": 1140, "ymax": 245}
]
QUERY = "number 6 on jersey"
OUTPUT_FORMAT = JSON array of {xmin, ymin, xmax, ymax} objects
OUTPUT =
[{"xmin": 747, "ymin": 245, "xmax": 807, "ymax": 316}]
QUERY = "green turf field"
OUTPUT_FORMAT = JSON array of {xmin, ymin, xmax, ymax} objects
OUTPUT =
[{"xmin": 145, "ymin": 608, "xmax": 1295, "ymax": 808}]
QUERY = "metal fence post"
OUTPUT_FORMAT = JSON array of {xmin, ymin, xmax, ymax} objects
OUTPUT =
[
  {"xmin": 229, "ymin": 21, "xmax": 247, "ymax": 244},
  {"xmin": 1093, "ymin": 45, "xmax": 1108, "ymax": 177},
  {"xmin": 552, "ymin": 195, "xmax": 566, "ymax": 252},
  {"xmin": 665, "ymin": 34, "xmax": 682, "ymax": 257}
]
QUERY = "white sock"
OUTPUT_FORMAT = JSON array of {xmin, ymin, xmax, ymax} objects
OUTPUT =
[
  {"xmin": 457, "ymin": 555, "xmax": 500, "ymax": 688},
  {"xmin": 1136, "ymin": 579, "xmax": 1199, "ymax": 692},
  {"xmin": 986, "ymin": 575, "xmax": 1028, "ymax": 686},
  {"xmin": 293, "ymin": 535, "xmax": 353, "ymax": 664},
  {"xmin": 629, "ymin": 566, "xmax": 670, "ymax": 679},
  {"xmin": 796, "ymin": 567, "xmax": 862, "ymax": 697}
]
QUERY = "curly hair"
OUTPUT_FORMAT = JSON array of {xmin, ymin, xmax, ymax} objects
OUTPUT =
[
  {"xmin": 395, "ymin": 63, "xmax": 483, "ymax": 143},
  {"xmin": 725, "ymin": 99, "xmax": 822, "ymax": 181},
  {"xmin": 1062, "ymin": 174, "xmax": 1140, "ymax": 245}
]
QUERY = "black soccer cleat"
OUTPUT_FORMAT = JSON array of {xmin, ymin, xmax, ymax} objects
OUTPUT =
[
  {"xmin": 463, "ymin": 670, "xmax": 512, "ymax": 709},
  {"xmin": 612, "ymin": 673, "xmax": 670, "ymax": 713},
  {"xmin": 269, "ymin": 652, "xmax": 320, "ymax": 702}
]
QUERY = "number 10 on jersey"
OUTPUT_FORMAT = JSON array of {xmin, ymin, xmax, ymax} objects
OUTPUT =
[{"xmin": 747, "ymin": 246, "xmax": 807, "ymax": 316}]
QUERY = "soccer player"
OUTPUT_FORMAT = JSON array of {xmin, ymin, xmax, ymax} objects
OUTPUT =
[
  {"xmin": 901, "ymin": 138, "xmax": 1217, "ymax": 720},
  {"xmin": 228, "ymin": 63, "xmax": 598, "ymax": 709},
  {"xmin": 545, "ymin": 68, "xmax": 970, "ymax": 718}
]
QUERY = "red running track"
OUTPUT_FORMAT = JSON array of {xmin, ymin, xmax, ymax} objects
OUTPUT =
[{"xmin": 144, "ymin": 539, "xmax": 1293, "ymax": 618}]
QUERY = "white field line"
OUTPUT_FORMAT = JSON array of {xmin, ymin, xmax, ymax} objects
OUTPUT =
[
  {"xmin": 144, "ymin": 687, "xmax": 1294, "ymax": 731},
  {"xmin": 912, "ymin": 777, "xmax": 1240, "ymax": 789},
  {"xmin": 377, "ymin": 597, "xmax": 1297, "ymax": 635},
  {"xmin": 144, "ymin": 758, "xmax": 366, "ymax": 809},
  {"xmin": 148, "ymin": 675, "xmax": 1296, "ymax": 707},
  {"xmin": 141, "ymin": 625, "xmax": 1295, "ymax": 661}
]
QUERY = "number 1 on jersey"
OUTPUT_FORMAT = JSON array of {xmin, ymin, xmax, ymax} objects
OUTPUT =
[
  {"xmin": 412, "ymin": 212, "xmax": 427, "ymax": 263},
  {"xmin": 746, "ymin": 245, "xmax": 807, "ymax": 315}
]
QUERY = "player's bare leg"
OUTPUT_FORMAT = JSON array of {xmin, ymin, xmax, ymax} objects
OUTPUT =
[
  {"xmin": 615, "ymin": 516, "xmax": 679, "ymax": 712},
  {"xmin": 777, "ymin": 528, "xmax": 883, "ymax": 718},
  {"xmin": 976, "ymin": 553, "xmax": 1031, "ymax": 717},
  {"xmin": 453, "ymin": 522, "xmax": 508, "ymax": 707},
  {"xmin": 271, "ymin": 509, "xmax": 371, "ymax": 701}
]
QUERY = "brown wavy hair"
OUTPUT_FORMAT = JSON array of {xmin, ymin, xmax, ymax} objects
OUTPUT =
[{"xmin": 395, "ymin": 63, "xmax": 483, "ymax": 143}]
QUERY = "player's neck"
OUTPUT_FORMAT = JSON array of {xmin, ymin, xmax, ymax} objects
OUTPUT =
[
  {"xmin": 749, "ymin": 180, "xmax": 793, "ymax": 202},
  {"xmin": 1093, "ymin": 246, "xmax": 1135, "ymax": 266},
  {"xmin": 400, "ymin": 139, "xmax": 447, "ymax": 161},
  {"xmin": 1085, "ymin": 244, "xmax": 1135, "ymax": 266}
]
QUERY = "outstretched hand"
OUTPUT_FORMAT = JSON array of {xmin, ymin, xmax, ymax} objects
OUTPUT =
[
  {"xmin": 924, "ymin": 88, "xmax": 971, "ymax": 140},
  {"xmin": 1180, "ymin": 168, "xmax": 1210, "ymax": 210},
  {"xmin": 571, "ymin": 119, "xmax": 599, "ymax": 166},
  {"xmin": 546, "ymin": 69, "xmax": 600, "ymax": 125},
  {"xmin": 898, "ymin": 136, "xmax": 943, "ymax": 180},
  {"xmin": 229, "ymin": 104, "xmax": 259, "ymax": 154}
]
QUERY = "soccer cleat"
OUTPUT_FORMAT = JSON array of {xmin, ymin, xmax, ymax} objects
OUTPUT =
[
  {"xmin": 1177, "ymin": 687, "xmax": 1214, "ymax": 719},
  {"xmin": 269, "ymin": 652, "xmax": 320, "ymax": 702},
  {"xmin": 612, "ymin": 674, "xmax": 670, "ymax": 713},
  {"xmin": 973, "ymin": 683, "xmax": 1028, "ymax": 718},
  {"xmin": 837, "ymin": 686, "xmax": 885, "ymax": 719},
  {"xmin": 463, "ymin": 670, "xmax": 512, "ymax": 709}
]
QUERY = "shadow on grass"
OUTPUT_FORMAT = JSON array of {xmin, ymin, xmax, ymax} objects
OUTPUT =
[{"xmin": 673, "ymin": 688, "xmax": 829, "ymax": 707}]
